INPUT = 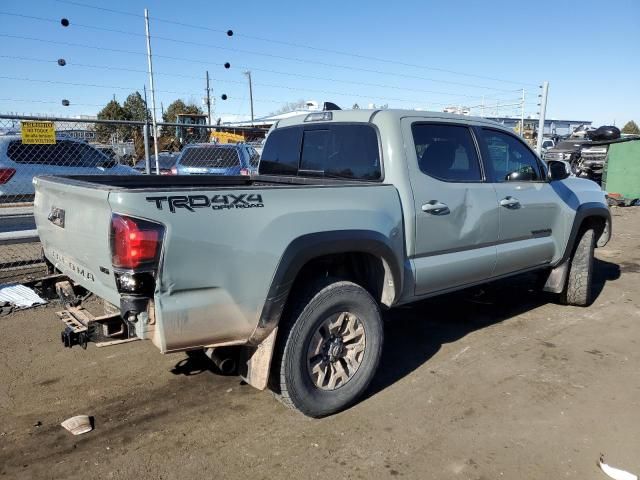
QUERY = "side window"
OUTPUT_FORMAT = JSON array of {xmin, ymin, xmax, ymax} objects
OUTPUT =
[
  {"xmin": 480, "ymin": 129, "xmax": 543, "ymax": 182},
  {"xmin": 411, "ymin": 124, "xmax": 482, "ymax": 182},
  {"xmin": 259, "ymin": 127, "xmax": 302, "ymax": 175}
]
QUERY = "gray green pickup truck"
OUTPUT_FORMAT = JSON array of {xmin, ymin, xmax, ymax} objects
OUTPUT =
[{"xmin": 34, "ymin": 109, "xmax": 611, "ymax": 417}]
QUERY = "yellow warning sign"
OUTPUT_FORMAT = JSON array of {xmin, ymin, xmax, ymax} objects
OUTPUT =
[{"xmin": 20, "ymin": 121, "xmax": 56, "ymax": 144}]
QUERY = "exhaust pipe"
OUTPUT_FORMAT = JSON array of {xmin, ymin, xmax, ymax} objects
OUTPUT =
[{"xmin": 204, "ymin": 347, "xmax": 237, "ymax": 375}]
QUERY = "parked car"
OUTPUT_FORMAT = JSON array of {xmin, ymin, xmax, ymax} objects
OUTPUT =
[
  {"xmin": 35, "ymin": 109, "xmax": 610, "ymax": 417},
  {"xmin": 174, "ymin": 143, "xmax": 260, "ymax": 176},
  {"xmin": 0, "ymin": 135, "xmax": 138, "ymax": 201},
  {"xmin": 544, "ymin": 139, "xmax": 609, "ymax": 183},
  {"xmin": 540, "ymin": 138, "xmax": 555, "ymax": 154},
  {"xmin": 544, "ymin": 139, "xmax": 590, "ymax": 163},
  {"xmin": 576, "ymin": 143, "xmax": 608, "ymax": 181},
  {"xmin": 133, "ymin": 153, "xmax": 178, "ymax": 175}
]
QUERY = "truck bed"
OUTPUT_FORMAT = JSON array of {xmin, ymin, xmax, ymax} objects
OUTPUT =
[
  {"xmin": 34, "ymin": 174, "xmax": 404, "ymax": 353},
  {"xmin": 43, "ymin": 174, "xmax": 380, "ymax": 190}
]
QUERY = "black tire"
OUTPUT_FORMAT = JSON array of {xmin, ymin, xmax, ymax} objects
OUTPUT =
[
  {"xmin": 560, "ymin": 228, "xmax": 595, "ymax": 306},
  {"xmin": 270, "ymin": 279, "xmax": 383, "ymax": 418}
]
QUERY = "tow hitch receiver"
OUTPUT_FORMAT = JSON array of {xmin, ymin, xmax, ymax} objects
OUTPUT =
[{"xmin": 57, "ymin": 306, "xmax": 139, "ymax": 349}]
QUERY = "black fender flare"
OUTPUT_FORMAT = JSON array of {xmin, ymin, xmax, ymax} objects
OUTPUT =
[
  {"xmin": 556, "ymin": 202, "xmax": 611, "ymax": 267},
  {"xmin": 248, "ymin": 230, "xmax": 403, "ymax": 344}
]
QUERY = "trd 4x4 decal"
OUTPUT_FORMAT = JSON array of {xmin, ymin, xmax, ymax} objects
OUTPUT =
[{"xmin": 146, "ymin": 194, "xmax": 264, "ymax": 212}]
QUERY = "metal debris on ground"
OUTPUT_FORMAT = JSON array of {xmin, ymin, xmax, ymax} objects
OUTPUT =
[
  {"xmin": 598, "ymin": 454, "xmax": 638, "ymax": 480},
  {"xmin": 0, "ymin": 283, "xmax": 47, "ymax": 309},
  {"xmin": 60, "ymin": 415, "xmax": 93, "ymax": 436}
]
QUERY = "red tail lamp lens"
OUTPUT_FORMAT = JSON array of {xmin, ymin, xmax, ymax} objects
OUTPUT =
[
  {"xmin": 0, "ymin": 168, "xmax": 16, "ymax": 184},
  {"xmin": 111, "ymin": 214, "xmax": 164, "ymax": 269}
]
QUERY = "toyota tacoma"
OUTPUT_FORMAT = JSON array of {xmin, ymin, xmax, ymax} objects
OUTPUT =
[{"xmin": 34, "ymin": 109, "xmax": 611, "ymax": 417}]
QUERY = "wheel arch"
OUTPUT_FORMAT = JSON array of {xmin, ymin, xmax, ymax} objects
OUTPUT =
[
  {"xmin": 249, "ymin": 230, "xmax": 402, "ymax": 346},
  {"xmin": 543, "ymin": 202, "xmax": 610, "ymax": 294},
  {"xmin": 558, "ymin": 202, "xmax": 610, "ymax": 266}
]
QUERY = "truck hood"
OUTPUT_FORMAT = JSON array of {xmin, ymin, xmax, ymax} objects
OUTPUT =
[{"xmin": 553, "ymin": 176, "xmax": 607, "ymax": 210}]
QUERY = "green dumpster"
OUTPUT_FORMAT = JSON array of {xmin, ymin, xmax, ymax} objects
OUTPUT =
[{"xmin": 602, "ymin": 138, "xmax": 640, "ymax": 199}]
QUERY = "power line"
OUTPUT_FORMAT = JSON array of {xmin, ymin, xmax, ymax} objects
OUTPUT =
[
  {"xmin": 1, "ymin": 55, "xmax": 509, "ymax": 106},
  {"xmin": 0, "ymin": 11, "xmax": 525, "ymax": 92},
  {"xmin": 0, "ymin": 40, "xmax": 520, "ymax": 103},
  {"xmin": 0, "ymin": 97, "xmax": 105, "ymax": 107},
  {"xmin": 52, "ymin": 0, "xmax": 538, "ymax": 87},
  {"xmin": 0, "ymin": 75, "xmax": 522, "ymax": 115}
]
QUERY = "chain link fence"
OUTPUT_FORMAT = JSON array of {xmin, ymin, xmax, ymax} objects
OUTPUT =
[{"xmin": 0, "ymin": 114, "xmax": 266, "ymax": 282}]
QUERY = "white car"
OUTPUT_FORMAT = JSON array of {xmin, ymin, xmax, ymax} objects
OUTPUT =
[{"xmin": 0, "ymin": 135, "xmax": 139, "ymax": 202}]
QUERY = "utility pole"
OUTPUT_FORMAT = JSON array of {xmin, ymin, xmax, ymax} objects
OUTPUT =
[
  {"xmin": 205, "ymin": 70, "xmax": 212, "ymax": 125},
  {"xmin": 143, "ymin": 85, "xmax": 150, "ymax": 174},
  {"xmin": 536, "ymin": 81, "xmax": 549, "ymax": 156},
  {"xmin": 244, "ymin": 70, "xmax": 254, "ymax": 126},
  {"xmin": 520, "ymin": 88, "xmax": 525, "ymax": 138},
  {"xmin": 144, "ymin": 8, "xmax": 160, "ymax": 175}
]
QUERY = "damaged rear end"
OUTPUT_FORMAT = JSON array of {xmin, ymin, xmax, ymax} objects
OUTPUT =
[{"xmin": 34, "ymin": 177, "xmax": 164, "ymax": 349}]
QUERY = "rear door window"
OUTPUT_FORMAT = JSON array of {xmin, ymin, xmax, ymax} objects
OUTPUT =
[{"xmin": 411, "ymin": 123, "xmax": 482, "ymax": 182}]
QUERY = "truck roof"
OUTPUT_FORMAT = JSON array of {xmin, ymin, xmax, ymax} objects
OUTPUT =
[{"xmin": 273, "ymin": 108, "xmax": 507, "ymax": 130}]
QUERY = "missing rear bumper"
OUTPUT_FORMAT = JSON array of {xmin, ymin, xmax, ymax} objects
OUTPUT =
[{"xmin": 57, "ymin": 305, "xmax": 139, "ymax": 349}]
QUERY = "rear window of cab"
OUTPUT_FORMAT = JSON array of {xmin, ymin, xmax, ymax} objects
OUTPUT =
[{"xmin": 259, "ymin": 123, "xmax": 381, "ymax": 181}]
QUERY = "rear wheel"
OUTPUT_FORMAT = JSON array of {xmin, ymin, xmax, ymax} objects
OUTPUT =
[
  {"xmin": 271, "ymin": 279, "xmax": 383, "ymax": 418},
  {"xmin": 560, "ymin": 228, "xmax": 595, "ymax": 306}
]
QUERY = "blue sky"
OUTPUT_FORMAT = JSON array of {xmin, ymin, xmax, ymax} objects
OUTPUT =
[{"xmin": 0, "ymin": 0, "xmax": 638, "ymax": 126}]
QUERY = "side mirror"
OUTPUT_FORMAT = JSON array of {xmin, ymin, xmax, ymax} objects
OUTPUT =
[{"xmin": 547, "ymin": 160, "xmax": 571, "ymax": 181}]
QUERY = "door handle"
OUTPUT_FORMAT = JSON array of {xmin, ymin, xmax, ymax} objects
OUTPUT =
[
  {"xmin": 422, "ymin": 201, "xmax": 450, "ymax": 215},
  {"xmin": 500, "ymin": 196, "xmax": 521, "ymax": 209}
]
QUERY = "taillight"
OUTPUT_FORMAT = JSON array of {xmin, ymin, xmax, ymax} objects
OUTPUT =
[
  {"xmin": 110, "ymin": 214, "xmax": 164, "ymax": 269},
  {"xmin": 240, "ymin": 168, "xmax": 250, "ymax": 176},
  {"xmin": 170, "ymin": 166, "xmax": 178, "ymax": 175},
  {"xmin": 0, "ymin": 168, "xmax": 16, "ymax": 184}
]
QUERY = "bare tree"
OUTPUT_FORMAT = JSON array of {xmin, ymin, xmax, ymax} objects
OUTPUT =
[{"xmin": 271, "ymin": 99, "xmax": 307, "ymax": 115}]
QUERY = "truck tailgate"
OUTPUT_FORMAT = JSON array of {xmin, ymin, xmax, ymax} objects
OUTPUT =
[{"xmin": 34, "ymin": 177, "xmax": 120, "ymax": 305}]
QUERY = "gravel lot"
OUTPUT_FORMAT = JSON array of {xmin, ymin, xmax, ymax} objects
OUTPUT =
[{"xmin": 1, "ymin": 207, "xmax": 639, "ymax": 480}]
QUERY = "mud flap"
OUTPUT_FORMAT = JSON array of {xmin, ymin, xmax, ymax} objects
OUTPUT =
[
  {"xmin": 543, "ymin": 261, "xmax": 569, "ymax": 293},
  {"xmin": 238, "ymin": 327, "xmax": 278, "ymax": 390}
]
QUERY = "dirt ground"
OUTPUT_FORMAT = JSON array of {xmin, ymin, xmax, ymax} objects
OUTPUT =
[{"xmin": 1, "ymin": 208, "xmax": 639, "ymax": 480}]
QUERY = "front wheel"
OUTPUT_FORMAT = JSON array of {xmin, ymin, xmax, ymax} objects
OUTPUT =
[
  {"xmin": 560, "ymin": 228, "xmax": 595, "ymax": 306},
  {"xmin": 271, "ymin": 279, "xmax": 383, "ymax": 418}
]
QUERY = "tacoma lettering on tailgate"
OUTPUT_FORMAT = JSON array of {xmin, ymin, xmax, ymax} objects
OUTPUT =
[{"xmin": 50, "ymin": 250, "xmax": 95, "ymax": 282}]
